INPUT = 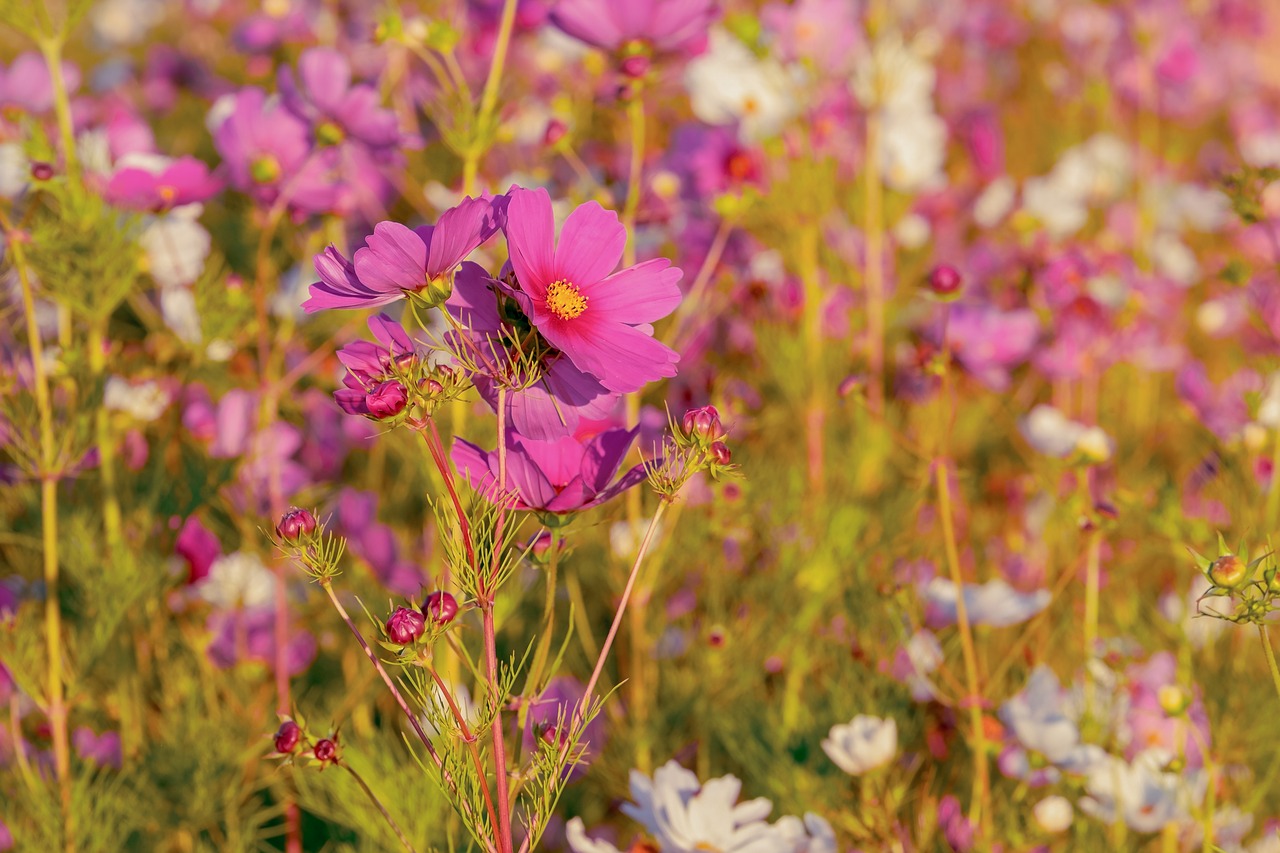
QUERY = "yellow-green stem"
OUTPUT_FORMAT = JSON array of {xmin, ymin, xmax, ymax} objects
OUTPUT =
[
  {"xmin": 38, "ymin": 37, "xmax": 79, "ymax": 181},
  {"xmin": 936, "ymin": 459, "xmax": 991, "ymax": 840},
  {"xmin": 462, "ymin": 0, "xmax": 519, "ymax": 195},
  {"xmin": 1260, "ymin": 625, "xmax": 1280, "ymax": 706},
  {"xmin": 1083, "ymin": 528, "xmax": 1103, "ymax": 717},
  {"xmin": 7, "ymin": 219, "xmax": 73, "ymax": 850},
  {"xmin": 89, "ymin": 322, "xmax": 124, "ymax": 561},
  {"xmin": 798, "ymin": 226, "xmax": 825, "ymax": 495},
  {"xmin": 621, "ymin": 95, "xmax": 646, "ymax": 268},
  {"xmin": 863, "ymin": 109, "xmax": 885, "ymax": 415},
  {"xmin": 342, "ymin": 763, "xmax": 418, "ymax": 853}
]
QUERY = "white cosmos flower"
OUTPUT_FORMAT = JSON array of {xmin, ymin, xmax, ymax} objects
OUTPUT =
[
  {"xmin": 1000, "ymin": 666, "xmax": 1106, "ymax": 781},
  {"xmin": 0, "ymin": 143, "xmax": 30, "ymax": 199},
  {"xmin": 973, "ymin": 176, "xmax": 1017, "ymax": 227},
  {"xmin": 140, "ymin": 204, "xmax": 211, "ymax": 288},
  {"xmin": 1033, "ymin": 796, "xmax": 1074, "ymax": 833},
  {"xmin": 1079, "ymin": 748, "xmax": 1204, "ymax": 834},
  {"xmin": 198, "ymin": 551, "xmax": 275, "ymax": 610},
  {"xmin": 685, "ymin": 29, "xmax": 799, "ymax": 142},
  {"xmin": 921, "ymin": 577, "xmax": 1050, "ymax": 628},
  {"xmin": 851, "ymin": 31, "xmax": 935, "ymax": 114},
  {"xmin": 880, "ymin": 108, "xmax": 948, "ymax": 193},
  {"xmin": 822, "ymin": 715, "xmax": 897, "ymax": 776},
  {"xmin": 1020, "ymin": 404, "xmax": 1086, "ymax": 458},
  {"xmin": 104, "ymin": 377, "xmax": 170, "ymax": 421}
]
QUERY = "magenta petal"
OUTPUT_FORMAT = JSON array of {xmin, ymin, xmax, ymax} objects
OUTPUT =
[
  {"xmin": 585, "ymin": 463, "xmax": 648, "ymax": 509},
  {"xmin": 452, "ymin": 439, "xmax": 501, "ymax": 500},
  {"xmin": 549, "ymin": 0, "xmax": 624, "ymax": 49},
  {"xmin": 304, "ymin": 245, "xmax": 400, "ymax": 312},
  {"xmin": 547, "ymin": 320, "xmax": 679, "ymax": 393},
  {"xmin": 553, "ymin": 202, "xmax": 626, "ymax": 287},
  {"xmin": 588, "ymin": 259, "xmax": 683, "ymax": 323},
  {"xmin": 545, "ymin": 476, "xmax": 589, "ymax": 513},
  {"xmin": 504, "ymin": 187, "xmax": 556, "ymax": 296},
  {"xmin": 581, "ymin": 427, "xmax": 638, "ymax": 493},
  {"xmin": 297, "ymin": 47, "xmax": 352, "ymax": 114},
  {"xmin": 354, "ymin": 221, "xmax": 428, "ymax": 293},
  {"xmin": 515, "ymin": 434, "xmax": 588, "ymax": 488},
  {"xmin": 426, "ymin": 196, "xmax": 497, "ymax": 276},
  {"xmin": 446, "ymin": 261, "xmax": 503, "ymax": 334}
]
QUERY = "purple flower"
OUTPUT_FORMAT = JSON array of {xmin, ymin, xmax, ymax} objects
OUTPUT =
[
  {"xmin": 73, "ymin": 727, "xmax": 122, "ymax": 769},
  {"xmin": 175, "ymin": 516, "xmax": 221, "ymax": 584},
  {"xmin": 105, "ymin": 156, "xmax": 222, "ymax": 212},
  {"xmin": 452, "ymin": 427, "xmax": 648, "ymax": 513},
  {"xmin": 333, "ymin": 314, "xmax": 418, "ymax": 419},
  {"xmin": 303, "ymin": 196, "xmax": 504, "ymax": 312},
  {"xmin": 504, "ymin": 187, "xmax": 683, "ymax": 393},
  {"xmin": 521, "ymin": 676, "xmax": 606, "ymax": 780},
  {"xmin": 278, "ymin": 47, "xmax": 404, "ymax": 155},
  {"xmin": 333, "ymin": 489, "xmax": 428, "ymax": 594},
  {"xmin": 206, "ymin": 606, "xmax": 317, "ymax": 675},
  {"xmin": 550, "ymin": 0, "xmax": 718, "ymax": 57},
  {"xmin": 211, "ymin": 88, "xmax": 328, "ymax": 210},
  {"xmin": 945, "ymin": 303, "xmax": 1039, "ymax": 390},
  {"xmin": 0, "ymin": 52, "xmax": 81, "ymax": 114},
  {"xmin": 447, "ymin": 261, "xmax": 617, "ymax": 441}
]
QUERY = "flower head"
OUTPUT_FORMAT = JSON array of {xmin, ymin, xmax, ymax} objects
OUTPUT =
[
  {"xmin": 550, "ymin": 0, "xmax": 718, "ymax": 57},
  {"xmin": 822, "ymin": 714, "xmax": 897, "ymax": 775},
  {"xmin": 105, "ymin": 155, "xmax": 222, "ymax": 212},
  {"xmin": 332, "ymin": 314, "xmax": 419, "ymax": 420},
  {"xmin": 503, "ymin": 187, "xmax": 682, "ymax": 393}
]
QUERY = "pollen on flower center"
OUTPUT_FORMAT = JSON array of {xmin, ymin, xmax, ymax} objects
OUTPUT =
[{"xmin": 545, "ymin": 280, "xmax": 588, "ymax": 320}]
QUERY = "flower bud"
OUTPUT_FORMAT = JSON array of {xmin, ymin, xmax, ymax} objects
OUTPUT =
[
  {"xmin": 276, "ymin": 507, "xmax": 317, "ymax": 540},
  {"xmin": 543, "ymin": 118, "xmax": 567, "ymax": 147},
  {"xmin": 313, "ymin": 737, "xmax": 338, "ymax": 764},
  {"xmin": 274, "ymin": 720, "xmax": 302, "ymax": 754},
  {"xmin": 529, "ymin": 530, "xmax": 554, "ymax": 559},
  {"xmin": 1157, "ymin": 684, "xmax": 1190, "ymax": 716},
  {"xmin": 387, "ymin": 606, "xmax": 426, "ymax": 645},
  {"xmin": 927, "ymin": 264, "xmax": 963, "ymax": 296},
  {"xmin": 1033, "ymin": 796, "xmax": 1073, "ymax": 834},
  {"xmin": 366, "ymin": 380, "xmax": 408, "ymax": 419},
  {"xmin": 1208, "ymin": 554, "xmax": 1248, "ymax": 588},
  {"xmin": 423, "ymin": 591, "xmax": 459, "ymax": 626},
  {"xmin": 620, "ymin": 54, "xmax": 651, "ymax": 78},
  {"xmin": 682, "ymin": 405, "xmax": 722, "ymax": 440},
  {"xmin": 709, "ymin": 441, "xmax": 732, "ymax": 465},
  {"xmin": 30, "ymin": 162, "xmax": 54, "ymax": 181}
]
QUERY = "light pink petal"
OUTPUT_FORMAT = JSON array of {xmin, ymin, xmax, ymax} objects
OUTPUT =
[
  {"xmin": 549, "ymin": 0, "xmax": 624, "ymax": 49},
  {"xmin": 353, "ymin": 221, "xmax": 427, "ymax": 293},
  {"xmin": 553, "ymin": 202, "xmax": 626, "ymax": 287},
  {"xmin": 503, "ymin": 187, "xmax": 556, "ymax": 297},
  {"xmin": 587, "ymin": 259, "xmax": 683, "ymax": 323},
  {"xmin": 297, "ymin": 47, "xmax": 352, "ymax": 114}
]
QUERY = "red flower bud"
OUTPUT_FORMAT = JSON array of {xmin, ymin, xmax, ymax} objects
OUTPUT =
[
  {"xmin": 387, "ymin": 606, "xmax": 426, "ymax": 645},
  {"xmin": 313, "ymin": 737, "xmax": 338, "ymax": 764},
  {"xmin": 709, "ymin": 441, "xmax": 732, "ymax": 465},
  {"xmin": 366, "ymin": 380, "xmax": 407, "ymax": 419},
  {"xmin": 423, "ymin": 591, "xmax": 459, "ymax": 626},
  {"xmin": 543, "ymin": 118, "xmax": 567, "ymax": 146},
  {"xmin": 927, "ymin": 264, "xmax": 963, "ymax": 296},
  {"xmin": 276, "ymin": 507, "xmax": 317, "ymax": 540},
  {"xmin": 31, "ymin": 162, "xmax": 54, "ymax": 181},
  {"xmin": 682, "ymin": 405, "xmax": 722, "ymax": 439},
  {"xmin": 274, "ymin": 720, "xmax": 302, "ymax": 754}
]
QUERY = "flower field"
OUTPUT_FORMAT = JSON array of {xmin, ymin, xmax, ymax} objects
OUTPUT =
[{"xmin": 3, "ymin": 0, "xmax": 1280, "ymax": 851}]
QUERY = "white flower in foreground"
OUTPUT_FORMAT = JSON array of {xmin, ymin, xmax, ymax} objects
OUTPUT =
[
  {"xmin": 104, "ymin": 377, "xmax": 171, "ymax": 422},
  {"xmin": 685, "ymin": 29, "xmax": 799, "ymax": 142},
  {"xmin": 921, "ymin": 577, "xmax": 1050, "ymax": 628},
  {"xmin": 822, "ymin": 715, "xmax": 897, "ymax": 776},
  {"xmin": 616, "ymin": 760, "xmax": 816, "ymax": 853},
  {"xmin": 1078, "ymin": 749, "xmax": 1204, "ymax": 834},
  {"xmin": 1033, "ymin": 795, "xmax": 1074, "ymax": 833},
  {"xmin": 197, "ymin": 551, "xmax": 275, "ymax": 610},
  {"xmin": 565, "ymin": 818, "xmax": 622, "ymax": 853}
]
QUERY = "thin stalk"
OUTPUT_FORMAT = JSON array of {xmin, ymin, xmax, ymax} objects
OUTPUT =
[
  {"xmin": 420, "ymin": 419, "xmax": 476, "ymax": 569},
  {"xmin": 6, "ymin": 217, "xmax": 73, "ymax": 848},
  {"xmin": 621, "ymin": 94, "xmax": 646, "ymax": 268},
  {"xmin": 670, "ymin": 216, "xmax": 735, "ymax": 350},
  {"xmin": 429, "ymin": 667, "xmax": 500, "ymax": 836},
  {"xmin": 1259, "ymin": 625, "xmax": 1280, "ymax": 706},
  {"xmin": 798, "ymin": 225, "xmax": 826, "ymax": 495},
  {"xmin": 578, "ymin": 501, "xmax": 670, "ymax": 721},
  {"xmin": 342, "ymin": 762, "xmax": 419, "ymax": 853},
  {"xmin": 1082, "ymin": 527, "xmax": 1103, "ymax": 716},
  {"xmin": 863, "ymin": 108, "xmax": 885, "ymax": 415},
  {"xmin": 88, "ymin": 321, "xmax": 124, "ymax": 562},
  {"xmin": 462, "ymin": 0, "xmax": 519, "ymax": 195},
  {"xmin": 935, "ymin": 459, "xmax": 991, "ymax": 840},
  {"xmin": 483, "ymin": 386, "xmax": 515, "ymax": 853},
  {"xmin": 37, "ymin": 37, "xmax": 79, "ymax": 180}
]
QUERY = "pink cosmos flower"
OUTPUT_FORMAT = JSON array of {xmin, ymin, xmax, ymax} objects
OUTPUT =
[
  {"xmin": 550, "ymin": 0, "xmax": 719, "ymax": 59},
  {"xmin": 105, "ymin": 156, "xmax": 222, "ymax": 212},
  {"xmin": 303, "ymin": 195, "xmax": 505, "ymax": 311},
  {"xmin": 451, "ymin": 427, "xmax": 647, "ymax": 513},
  {"xmin": 447, "ymin": 261, "xmax": 616, "ymax": 441},
  {"xmin": 503, "ymin": 187, "xmax": 682, "ymax": 394},
  {"xmin": 333, "ymin": 314, "xmax": 417, "ymax": 419}
]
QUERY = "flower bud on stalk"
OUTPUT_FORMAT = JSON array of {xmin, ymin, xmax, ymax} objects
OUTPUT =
[
  {"xmin": 274, "ymin": 720, "xmax": 302, "ymax": 754},
  {"xmin": 423, "ymin": 591, "xmax": 459, "ymax": 626},
  {"xmin": 366, "ymin": 380, "xmax": 408, "ymax": 419},
  {"xmin": 313, "ymin": 738, "xmax": 338, "ymax": 764},
  {"xmin": 682, "ymin": 405, "xmax": 722, "ymax": 441},
  {"xmin": 1209, "ymin": 554, "xmax": 1248, "ymax": 589},
  {"xmin": 276, "ymin": 507, "xmax": 317, "ymax": 540},
  {"xmin": 386, "ymin": 606, "xmax": 426, "ymax": 645},
  {"xmin": 927, "ymin": 264, "xmax": 963, "ymax": 297}
]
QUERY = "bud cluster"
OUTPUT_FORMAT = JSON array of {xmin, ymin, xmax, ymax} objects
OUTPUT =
[
  {"xmin": 1190, "ymin": 535, "xmax": 1279, "ymax": 625},
  {"xmin": 269, "ymin": 716, "xmax": 341, "ymax": 769},
  {"xmin": 377, "ymin": 590, "xmax": 461, "ymax": 655},
  {"xmin": 647, "ymin": 405, "xmax": 739, "ymax": 499},
  {"xmin": 272, "ymin": 507, "xmax": 346, "ymax": 583}
]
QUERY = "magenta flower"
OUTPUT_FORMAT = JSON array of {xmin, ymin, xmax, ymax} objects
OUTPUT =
[
  {"xmin": 550, "ymin": 0, "xmax": 718, "ymax": 58},
  {"xmin": 447, "ymin": 261, "xmax": 617, "ymax": 441},
  {"xmin": 333, "ymin": 314, "xmax": 417, "ymax": 418},
  {"xmin": 503, "ymin": 187, "xmax": 682, "ymax": 394},
  {"xmin": 278, "ymin": 47, "xmax": 405, "ymax": 156},
  {"xmin": 0, "ymin": 52, "xmax": 81, "ymax": 114},
  {"xmin": 105, "ymin": 156, "xmax": 222, "ymax": 212},
  {"xmin": 452, "ymin": 427, "xmax": 647, "ymax": 513},
  {"xmin": 303, "ymin": 196, "xmax": 504, "ymax": 312},
  {"xmin": 211, "ymin": 87, "xmax": 322, "ymax": 209}
]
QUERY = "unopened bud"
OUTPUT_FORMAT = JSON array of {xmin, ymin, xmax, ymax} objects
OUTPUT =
[
  {"xmin": 423, "ymin": 591, "xmax": 459, "ymax": 626},
  {"xmin": 927, "ymin": 264, "xmax": 963, "ymax": 297},
  {"xmin": 31, "ymin": 161, "xmax": 54, "ymax": 181},
  {"xmin": 274, "ymin": 720, "xmax": 302, "ymax": 754},
  {"xmin": 1208, "ymin": 554, "xmax": 1248, "ymax": 589},
  {"xmin": 682, "ymin": 405, "xmax": 722, "ymax": 439},
  {"xmin": 543, "ymin": 118, "xmax": 567, "ymax": 147},
  {"xmin": 529, "ymin": 530, "xmax": 554, "ymax": 559},
  {"xmin": 1157, "ymin": 684, "xmax": 1190, "ymax": 716},
  {"xmin": 709, "ymin": 441, "xmax": 732, "ymax": 465},
  {"xmin": 620, "ymin": 53, "xmax": 651, "ymax": 78},
  {"xmin": 387, "ymin": 606, "xmax": 426, "ymax": 645},
  {"xmin": 366, "ymin": 380, "xmax": 408, "ymax": 419},
  {"xmin": 276, "ymin": 507, "xmax": 317, "ymax": 540},
  {"xmin": 313, "ymin": 737, "xmax": 338, "ymax": 764}
]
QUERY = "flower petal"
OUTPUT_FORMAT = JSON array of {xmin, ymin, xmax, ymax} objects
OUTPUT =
[
  {"xmin": 587, "ymin": 258, "xmax": 683, "ymax": 323},
  {"xmin": 553, "ymin": 201, "xmax": 626, "ymax": 287},
  {"xmin": 504, "ymin": 187, "xmax": 556, "ymax": 297},
  {"xmin": 353, "ymin": 221, "xmax": 427, "ymax": 293}
]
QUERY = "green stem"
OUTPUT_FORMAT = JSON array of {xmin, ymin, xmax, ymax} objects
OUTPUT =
[
  {"xmin": 621, "ymin": 94, "xmax": 646, "ymax": 268},
  {"xmin": 342, "ymin": 762, "xmax": 419, "ymax": 853},
  {"xmin": 37, "ymin": 36, "xmax": 79, "ymax": 181},
  {"xmin": 798, "ymin": 226, "xmax": 825, "ymax": 495},
  {"xmin": 1259, "ymin": 625, "xmax": 1280, "ymax": 706},
  {"xmin": 484, "ymin": 386, "xmax": 515, "ymax": 853},
  {"xmin": 4, "ymin": 214, "xmax": 73, "ymax": 851},
  {"xmin": 1082, "ymin": 527, "xmax": 1102, "ymax": 717},
  {"xmin": 89, "ymin": 321, "xmax": 124, "ymax": 563},
  {"xmin": 863, "ymin": 108, "xmax": 885, "ymax": 415},
  {"xmin": 462, "ymin": 0, "xmax": 518, "ymax": 195}
]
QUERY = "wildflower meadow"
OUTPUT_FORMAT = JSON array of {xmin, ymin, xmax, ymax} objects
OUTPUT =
[{"xmin": 5, "ymin": 0, "xmax": 1280, "ymax": 850}]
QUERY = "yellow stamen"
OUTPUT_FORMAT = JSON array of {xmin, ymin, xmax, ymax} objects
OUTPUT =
[{"xmin": 545, "ymin": 279, "xmax": 588, "ymax": 320}]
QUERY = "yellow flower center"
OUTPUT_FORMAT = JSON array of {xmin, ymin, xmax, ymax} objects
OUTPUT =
[{"xmin": 545, "ymin": 280, "xmax": 588, "ymax": 320}]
